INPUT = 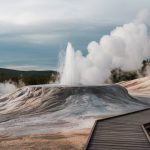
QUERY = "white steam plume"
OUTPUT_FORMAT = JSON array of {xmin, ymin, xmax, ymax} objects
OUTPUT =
[
  {"xmin": 0, "ymin": 82, "xmax": 17, "ymax": 96},
  {"xmin": 60, "ymin": 10, "xmax": 150, "ymax": 85}
]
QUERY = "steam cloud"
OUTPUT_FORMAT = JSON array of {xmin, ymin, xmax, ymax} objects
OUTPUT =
[
  {"xmin": 60, "ymin": 10, "xmax": 150, "ymax": 85},
  {"xmin": 0, "ymin": 82, "xmax": 17, "ymax": 96}
]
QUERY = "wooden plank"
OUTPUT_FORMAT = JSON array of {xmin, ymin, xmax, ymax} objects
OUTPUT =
[
  {"xmin": 142, "ymin": 124, "xmax": 150, "ymax": 143},
  {"xmin": 85, "ymin": 108, "xmax": 150, "ymax": 150},
  {"xmin": 83, "ymin": 120, "xmax": 98, "ymax": 150}
]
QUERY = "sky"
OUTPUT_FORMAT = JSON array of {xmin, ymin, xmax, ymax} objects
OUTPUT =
[{"xmin": 0, "ymin": 0, "xmax": 150, "ymax": 70}]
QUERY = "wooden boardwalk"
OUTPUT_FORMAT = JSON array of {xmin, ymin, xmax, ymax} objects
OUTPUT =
[{"xmin": 85, "ymin": 108, "xmax": 150, "ymax": 150}]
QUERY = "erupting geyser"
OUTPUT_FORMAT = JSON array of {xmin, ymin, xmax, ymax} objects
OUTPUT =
[
  {"xmin": 60, "ymin": 10, "xmax": 150, "ymax": 86},
  {"xmin": 60, "ymin": 43, "xmax": 79, "ymax": 85}
]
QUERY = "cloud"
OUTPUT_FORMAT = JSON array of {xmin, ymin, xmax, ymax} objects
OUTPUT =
[
  {"xmin": 0, "ymin": 0, "xmax": 149, "ymax": 44},
  {"xmin": 4, "ymin": 65, "xmax": 54, "ymax": 71},
  {"xmin": 134, "ymin": 8, "xmax": 150, "ymax": 24}
]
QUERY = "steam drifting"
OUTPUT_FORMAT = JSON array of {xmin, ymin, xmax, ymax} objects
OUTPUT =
[
  {"xmin": 0, "ymin": 82, "xmax": 17, "ymax": 96},
  {"xmin": 60, "ymin": 10, "xmax": 150, "ymax": 85}
]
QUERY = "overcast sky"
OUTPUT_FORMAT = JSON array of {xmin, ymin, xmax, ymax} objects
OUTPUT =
[
  {"xmin": 0, "ymin": 0, "xmax": 150, "ymax": 44},
  {"xmin": 0, "ymin": 0, "xmax": 150, "ymax": 70}
]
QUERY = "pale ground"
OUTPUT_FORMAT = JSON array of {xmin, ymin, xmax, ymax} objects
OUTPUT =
[
  {"xmin": 119, "ymin": 76, "xmax": 150, "ymax": 97},
  {"xmin": 0, "ymin": 128, "xmax": 91, "ymax": 150},
  {"xmin": 0, "ymin": 76, "xmax": 150, "ymax": 150}
]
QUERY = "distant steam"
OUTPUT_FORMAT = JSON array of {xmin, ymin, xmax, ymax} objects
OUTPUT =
[
  {"xmin": 0, "ymin": 82, "xmax": 17, "ymax": 96},
  {"xmin": 60, "ymin": 10, "xmax": 150, "ymax": 85}
]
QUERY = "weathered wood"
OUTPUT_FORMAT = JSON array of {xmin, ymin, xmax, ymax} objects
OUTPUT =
[{"xmin": 85, "ymin": 108, "xmax": 150, "ymax": 150}]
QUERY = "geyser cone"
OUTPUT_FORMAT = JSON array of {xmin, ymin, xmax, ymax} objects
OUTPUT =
[{"xmin": 60, "ymin": 42, "xmax": 79, "ymax": 85}]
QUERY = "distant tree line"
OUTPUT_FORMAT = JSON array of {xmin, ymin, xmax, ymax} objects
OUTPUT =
[
  {"xmin": 110, "ymin": 68, "xmax": 138, "ymax": 83},
  {"xmin": 110, "ymin": 58, "xmax": 150, "ymax": 83},
  {"xmin": 0, "ymin": 68, "xmax": 58, "ymax": 87}
]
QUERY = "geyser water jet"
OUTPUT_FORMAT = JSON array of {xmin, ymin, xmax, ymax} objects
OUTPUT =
[
  {"xmin": 60, "ymin": 10, "xmax": 150, "ymax": 86},
  {"xmin": 60, "ymin": 42, "xmax": 79, "ymax": 85}
]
